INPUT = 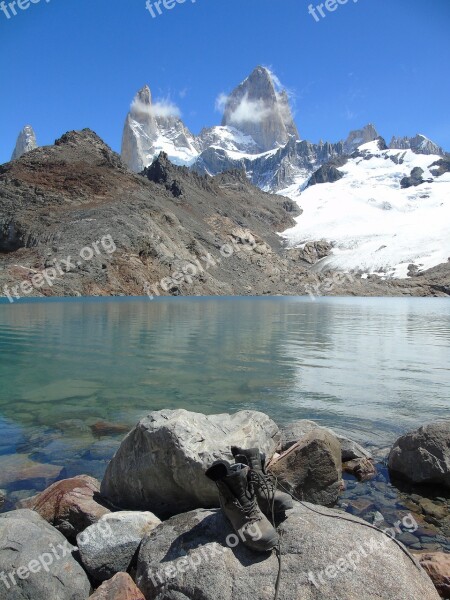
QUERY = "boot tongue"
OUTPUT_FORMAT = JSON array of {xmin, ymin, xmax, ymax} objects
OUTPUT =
[
  {"xmin": 226, "ymin": 464, "xmax": 254, "ymax": 507},
  {"xmin": 239, "ymin": 448, "xmax": 263, "ymax": 472}
]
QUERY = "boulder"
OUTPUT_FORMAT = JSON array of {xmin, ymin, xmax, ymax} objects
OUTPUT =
[
  {"xmin": 270, "ymin": 428, "xmax": 342, "ymax": 506},
  {"xmin": 135, "ymin": 504, "xmax": 440, "ymax": 600},
  {"xmin": 339, "ymin": 436, "xmax": 373, "ymax": 462},
  {"xmin": 279, "ymin": 420, "xmax": 319, "ymax": 450},
  {"xmin": 280, "ymin": 419, "xmax": 372, "ymax": 461},
  {"xmin": 416, "ymin": 552, "xmax": 450, "ymax": 599},
  {"xmin": 89, "ymin": 573, "xmax": 145, "ymax": 599},
  {"xmin": 388, "ymin": 422, "xmax": 450, "ymax": 487},
  {"xmin": 77, "ymin": 511, "xmax": 161, "ymax": 582},
  {"xmin": 101, "ymin": 409, "xmax": 280, "ymax": 517},
  {"xmin": 0, "ymin": 509, "xmax": 91, "ymax": 599},
  {"xmin": 20, "ymin": 475, "xmax": 111, "ymax": 540}
]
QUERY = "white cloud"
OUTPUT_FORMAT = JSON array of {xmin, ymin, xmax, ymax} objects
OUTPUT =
[
  {"xmin": 228, "ymin": 94, "xmax": 272, "ymax": 125},
  {"xmin": 215, "ymin": 92, "xmax": 229, "ymax": 112},
  {"xmin": 131, "ymin": 97, "xmax": 181, "ymax": 119},
  {"xmin": 152, "ymin": 99, "xmax": 181, "ymax": 118},
  {"xmin": 264, "ymin": 67, "xmax": 283, "ymax": 91}
]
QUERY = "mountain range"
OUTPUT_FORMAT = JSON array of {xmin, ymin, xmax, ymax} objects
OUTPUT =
[
  {"xmin": 118, "ymin": 66, "xmax": 446, "ymax": 193},
  {"xmin": 5, "ymin": 66, "xmax": 450, "ymax": 290}
]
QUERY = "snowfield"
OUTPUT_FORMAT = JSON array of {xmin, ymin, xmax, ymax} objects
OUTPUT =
[{"xmin": 280, "ymin": 141, "xmax": 450, "ymax": 278}]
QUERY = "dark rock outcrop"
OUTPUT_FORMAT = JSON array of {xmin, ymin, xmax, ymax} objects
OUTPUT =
[
  {"xmin": 269, "ymin": 428, "xmax": 342, "ymax": 506},
  {"xmin": 401, "ymin": 166, "xmax": 427, "ymax": 188},
  {"xmin": 388, "ymin": 422, "xmax": 450, "ymax": 487},
  {"xmin": 430, "ymin": 158, "xmax": 450, "ymax": 177},
  {"xmin": 307, "ymin": 158, "xmax": 347, "ymax": 187}
]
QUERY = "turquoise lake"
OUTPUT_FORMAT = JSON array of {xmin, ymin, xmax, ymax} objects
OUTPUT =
[{"xmin": 0, "ymin": 296, "xmax": 449, "ymax": 500}]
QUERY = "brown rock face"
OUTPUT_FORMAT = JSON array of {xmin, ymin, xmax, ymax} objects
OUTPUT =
[
  {"xmin": 90, "ymin": 573, "xmax": 145, "ymax": 599},
  {"xmin": 416, "ymin": 552, "xmax": 450, "ymax": 598},
  {"xmin": 269, "ymin": 428, "xmax": 342, "ymax": 506},
  {"xmin": 20, "ymin": 475, "xmax": 110, "ymax": 539}
]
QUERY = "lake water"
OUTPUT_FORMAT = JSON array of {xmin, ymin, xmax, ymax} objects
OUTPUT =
[{"xmin": 0, "ymin": 296, "xmax": 449, "ymax": 507}]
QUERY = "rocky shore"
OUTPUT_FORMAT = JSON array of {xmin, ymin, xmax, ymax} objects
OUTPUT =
[
  {"xmin": 0, "ymin": 409, "xmax": 449, "ymax": 599},
  {"xmin": 0, "ymin": 129, "xmax": 449, "ymax": 300}
]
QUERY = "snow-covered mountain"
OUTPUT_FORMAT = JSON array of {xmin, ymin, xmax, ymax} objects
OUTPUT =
[
  {"xmin": 122, "ymin": 67, "xmax": 446, "ymax": 194},
  {"xmin": 119, "ymin": 66, "xmax": 449, "ymax": 279},
  {"xmin": 221, "ymin": 65, "xmax": 299, "ymax": 152},
  {"xmin": 389, "ymin": 134, "xmax": 445, "ymax": 156},
  {"xmin": 11, "ymin": 125, "xmax": 37, "ymax": 160},
  {"xmin": 121, "ymin": 85, "xmax": 200, "ymax": 172},
  {"xmin": 280, "ymin": 140, "xmax": 450, "ymax": 278}
]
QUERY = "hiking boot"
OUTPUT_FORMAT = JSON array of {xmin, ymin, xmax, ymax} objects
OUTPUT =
[
  {"xmin": 205, "ymin": 460, "xmax": 279, "ymax": 552},
  {"xmin": 231, "ymin": 447, "xmax": 293, "ymax": 518}
]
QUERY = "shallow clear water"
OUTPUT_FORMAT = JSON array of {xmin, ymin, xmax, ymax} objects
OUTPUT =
[{"xmin": 0, "ymin": 296, "xmax": 449, "ymax": 497}]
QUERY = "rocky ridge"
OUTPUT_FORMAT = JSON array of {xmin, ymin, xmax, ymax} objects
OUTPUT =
[{"xmin": 0, "ymin": 129, "xmax": 449, "ymax": 300}]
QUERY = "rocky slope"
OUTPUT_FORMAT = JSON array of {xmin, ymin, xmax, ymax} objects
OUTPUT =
[{"xmin": 0, "ymin": 129, "xmax": 449, "ymax": 300}]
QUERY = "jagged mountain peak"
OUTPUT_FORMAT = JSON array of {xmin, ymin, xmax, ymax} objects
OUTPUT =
[
  {"xmin": 121, "ymin": 84, "xmax": 199, "ymax": 172},
  {"xmin": 343, "ymin": 124, "xmax": 379, "ymax": 154},
  {"xmin": 221, "ymin": 66, "xmax": 299, "ymax": 152},
  {"xmin": 389, "ymin": 133, "xmax": 444, "ymax": 156},
  {"xmin": 11, "ymin": 125, "xmax": 37, "ymax": 161}
]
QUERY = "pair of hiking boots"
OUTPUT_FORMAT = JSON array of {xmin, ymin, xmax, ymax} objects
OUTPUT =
[{"xmin": 205, "ymin": 446, "xmax": 293, "ymax": 552}]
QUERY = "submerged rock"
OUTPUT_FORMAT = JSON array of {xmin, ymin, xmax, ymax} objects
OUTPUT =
[
  {"xmin": 269, "ymin": 428, "xmax": 342, "ymax": 506},
  {"xmin": 77, "ymin": 511, "xmax": 161, "ymax": 582},
  {"xmin": 388, "ymin": 422, "xmax": 450, "ymax": 488},
  {"xmin": 135, "ymin": 503, "xmax": 439, "ymax": 600},
  {"xmin": 101, "ymin": 409, "xmax": 280, "ymax": 518},
  {"xmin": 19, "ymin": 475, "xmax": 110, "ymax": 540},
  {"xmin": 0, "ymin": 509, "xmax": 91, "ymax": 599},
  {"xmin": 343, "ymin": 457, "xmax": 377, "ymax": 482},
  {"xmin": 0, "ymin": 453, "xmax": 62, "ymax": 488}
]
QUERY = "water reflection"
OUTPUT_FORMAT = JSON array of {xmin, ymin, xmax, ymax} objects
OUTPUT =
[{"xmin": 0, "ymin": 297, "xmax": 449, "ymax": 493}]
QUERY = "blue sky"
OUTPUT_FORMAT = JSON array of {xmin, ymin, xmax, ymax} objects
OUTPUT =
[{"xmin": 1, "ymin": 0, "xmax": 449, "ymax": 164}]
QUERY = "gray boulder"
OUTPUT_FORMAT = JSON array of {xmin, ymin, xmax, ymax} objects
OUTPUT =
[
  {"xmin": 101, "ymin": 409, "xmax": 280, "ymax": 518},
  {"xmin": 270, "ymin": 428, "xmax": 342, "ymax": 506},
  {"xmin": 135, "ymin": 504, "xmax": 439, "ymax": 600},
  {"xmin": 77, "ymin": 511, "xmax": 161, "ymax": 582},
  {"xmin": 0, "ymin": 509, "xmax": 91, "ymax": 599},
  {"xmin": 388, "ymin": 421, "xmax": 450, "ymax": 487},
  {"xmin": 279, "ymin": 420, "xmax": 321, "ymax": 450}
]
